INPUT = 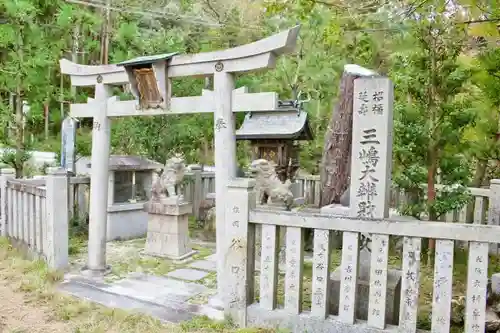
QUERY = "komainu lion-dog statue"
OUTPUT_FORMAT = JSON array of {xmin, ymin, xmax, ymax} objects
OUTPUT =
[
  {"xmin": 151, "ymin": 155, "xmax": 186, "ymax": 202},
  {"xmin": 249, "ymin": 159, "xmax": 294, "ymax": 210}
]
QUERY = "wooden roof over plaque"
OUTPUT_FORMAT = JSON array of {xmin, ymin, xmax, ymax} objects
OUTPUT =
[
  {"xmin": 84, "ymin": 155, "xmax": 163, "ymax": 171},
  {"xmin": 236, "ymin": 109, "xmax": 313, "ymax": 141},
  {"xmin": 116, "ymin": 53, "xmax": 179, "ymax": 67}
]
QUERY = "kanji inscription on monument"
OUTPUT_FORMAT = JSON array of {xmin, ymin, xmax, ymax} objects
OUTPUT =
[
  {"xmin": 432, "ymin": 239, "xmax": 454, "ymax": 332},
  {"xmin": 399, "ymin": 237, "xmax": 421, "ymax": 332},
  {"xmin": 285, "ymin": 227, "xmax": 304, "ymax": 313},
  {"xmin": 260, "ymin": 224, "xmax": 279, "ymax": 310},
  {"xmin": 465, "ymin": 241, "xmax": 488, "ymax": 333},
  {"xmin": 311, "ymin": 229, "xmax": 331, "ymax": 318},
  {"xmin": 351, "ymin": 77, "xmax": 393, "ymax": 219}
]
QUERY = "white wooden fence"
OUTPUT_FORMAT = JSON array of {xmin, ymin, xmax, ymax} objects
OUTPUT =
[
  {"xmin": 0, "ymin": 168, "xmax": 89, "ymax": 269},
  {"xmin": 223, "ymin": 178, "xmax": 498, "ymax": 332}
]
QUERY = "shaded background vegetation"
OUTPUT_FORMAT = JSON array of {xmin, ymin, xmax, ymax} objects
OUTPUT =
[{"xmin": 0, "ymin": 0, "xmax": 499, "ymax": 219}]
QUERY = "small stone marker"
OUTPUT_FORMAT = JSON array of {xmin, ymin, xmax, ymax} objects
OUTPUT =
[{"xmin": 60, "ymin": 116, "xmax": 77, "ymax": 174}]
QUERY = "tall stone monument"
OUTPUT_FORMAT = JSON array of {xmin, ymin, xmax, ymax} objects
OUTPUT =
[
  {"xmin": 144, "ymin": 156, "xmax": 196, "ymax": 262},
  {"xmin": 321, "ymin": 76, "xmax": 402, "ymax": 324}
]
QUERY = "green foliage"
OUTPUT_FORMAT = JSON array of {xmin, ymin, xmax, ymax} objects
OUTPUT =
[
  {"xmin": 388, "ymin": 5, "xmax": 478, "ymax": 218},
  {"xmin": 0, "ymin": 0, "xmax": 499, "ymax": 220},
  {"xmin": 0, "ymin": 148, "xmax": 31, "ymax": 172}
]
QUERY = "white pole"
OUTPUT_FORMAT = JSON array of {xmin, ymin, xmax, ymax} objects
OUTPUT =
[
  {"xmin": 85, "ymin": 82, "xmax": 113, "ymax": 274},
  {"xmin": 211, "ymin": 70, "xmax": 236, "ymax": 308}
]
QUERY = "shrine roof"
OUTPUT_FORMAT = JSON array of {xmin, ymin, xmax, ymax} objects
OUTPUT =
[
  {"xmin": 236, "ymin": 110, "xmax": 313, "ymax": 141},
  {"xmin": 82, "ymin": 155, "xmax": 163, "ymax": 171},
  {"xmin": 116, "ymin": 52, "xmax": 179, "ymax": 67}
]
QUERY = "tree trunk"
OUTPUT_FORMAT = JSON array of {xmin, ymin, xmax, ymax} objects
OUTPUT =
[
  {"xmin": 44, "ymin": 102, "xmax": 49, "ymax": 140},
  {"xmin": 319, "ymin": 71, "xmax": 359, "ymax": 207},
  {"xmin": 15, "ymin": 32, "xmax": 24, "ymax": 178},
  {"xmin": 71, "ymin": 25, "xmax": 80, "ymax": 96},
  {"xmin": 15, "ymin": 91, "xmax": 24, "ymax": 178},
  {"xmin": 99, "ymin": 0, "xmax": 111, "ymax": 65},
  {"xmin": 426, "ymin": 145, "xmax": 438, "ymax": 264},
  {"xmin": 465, "ymin": 158, "xmax": 488, "ymax": 223}
]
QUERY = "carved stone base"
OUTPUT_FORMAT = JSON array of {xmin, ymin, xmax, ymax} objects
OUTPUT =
[
  {"xmin": 81, "ymin": 265, "xmax": 112, "ymax": 278},
  {"xmin": 329, "ymin": 267, "xmax": 402, "ymax": 325},
  {"xmin": 143, "ymin": 248, "xmax": 197, "ymax": 264},
  {"xmin": 144, "ymin": 200, "xmax": 194, "ymax": 261}
]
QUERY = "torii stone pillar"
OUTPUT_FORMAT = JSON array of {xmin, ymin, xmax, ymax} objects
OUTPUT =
[{"xmin": 59, "ymin": 25, "xmax": 300, "ymax": 305}]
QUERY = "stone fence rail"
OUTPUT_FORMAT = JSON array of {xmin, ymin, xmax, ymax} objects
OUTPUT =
[
  {"xmin": 44, "ymin": 167, "xmax": 489, "ymax": 225},
  {"xmin": 183, "ymin": 170, "xmax": 491, "ymax": 224},
  {"xmin": 0, "ymin": 168, "xmax": 70, "ymax": 269},
  {"xmin": 223, "ymin": 178, "xmax": 498, "ymax": 332}
]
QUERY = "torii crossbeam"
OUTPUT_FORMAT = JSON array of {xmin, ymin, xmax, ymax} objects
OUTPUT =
[{"xmin": 60, "ymin": 25, "xmax": 300, "ymax": 308}]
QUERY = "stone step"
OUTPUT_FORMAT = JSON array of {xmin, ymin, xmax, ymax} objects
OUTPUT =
[
  {"xmin": 58, "ymin": 274, "xmax": 224, "ymax": 323},
  {"xmin": 166, "ymin": 268, "xmax": 209, "ymax": 281},
  {"xmin": 58, "ymin": 277, "xmax": 199, "ymax": 323},
  {"xmin": 127, "ymin": 272, "xmax": 208, "ymax": 295},
  {"xmin": 188, "ymin": 260, "xmax": 217, "ymax": 272},
  {"xmin": 105, "ymin": 276, "xmax": 207, "ymax": 305},
  {"xmin": 204, "ymin": 254, "xmax": 217, "ymax": 261}
]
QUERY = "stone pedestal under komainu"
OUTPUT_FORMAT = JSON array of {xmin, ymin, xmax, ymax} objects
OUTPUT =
[{"xmin": 144, "ymin": 198, "xmax": 196, "ymax": 262}]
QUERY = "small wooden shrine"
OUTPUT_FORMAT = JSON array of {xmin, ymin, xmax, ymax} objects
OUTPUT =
[{"xmin": 236, "ymin": 100, "xmax": 313, "ymax": 182}]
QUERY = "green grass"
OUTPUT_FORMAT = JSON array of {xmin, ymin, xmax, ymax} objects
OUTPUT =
[
  {"xmin": 0, "ymin": 237, "xmax": 287, "ymax": 333},
  {"xmin": 11, "ymin": 225, "xmax": 491, "ymax": 333}
]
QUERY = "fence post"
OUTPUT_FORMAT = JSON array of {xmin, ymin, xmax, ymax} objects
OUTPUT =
[
  {"xmin": 488, "ymin": 179, "xmax": 500, "ymax": 254},
  {"xmin": 224, "ymin": 178, "xmax": 256, "ymax": 327},
  {"xmin": 45, "ymin": 167, "xmax": 69, "ymax": 269},
  {"xmin": 191, "ymin": 165, "xmax": 202, "ymax": 220},
  {"xmin": 0, "ymin": 168, "xmax": 15, "ymax": 237}
]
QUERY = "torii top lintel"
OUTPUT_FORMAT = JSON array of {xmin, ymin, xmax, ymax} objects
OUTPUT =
[{"xmin": 59, "ymin": 25, "xmax": 300, "ymax": 87}]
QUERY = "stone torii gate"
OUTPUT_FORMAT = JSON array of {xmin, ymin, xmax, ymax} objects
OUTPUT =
[{"xmin": 59, "ymin": 25, "xmax": 300, "ymax": 307}]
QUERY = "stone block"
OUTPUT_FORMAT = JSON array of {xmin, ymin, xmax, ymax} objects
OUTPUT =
[
  {"xmin": 160, "ymin": 214, "xmax": 189, "ymax": 235},
  {"xmin": 167, "ymin": 268, "xmax": 209, "ymax": 281},
  {"xmin": 205, "ymin": 254, "xmax": 217, "ymax": 262},
  {"xmin": 145, "ymin": 231, "xmax": 162, "ymax": 255},
  {"xmin": 328, "ymin": 267, "xmax": 401, "ymax": 325},
  {"xmin": 147, "ymin": 214, "xmax": 162, "ymax": 232},
  {"xmin": 189, "ymin": 260, "xmax": 217, "ymax": 271},
  {"xmin": 161, "ymin": 233, "xmax": 189, "ymax": 258},
  {"xmin": 144, "ymin": 201, "xmax": 195, "ymax": 261}
]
